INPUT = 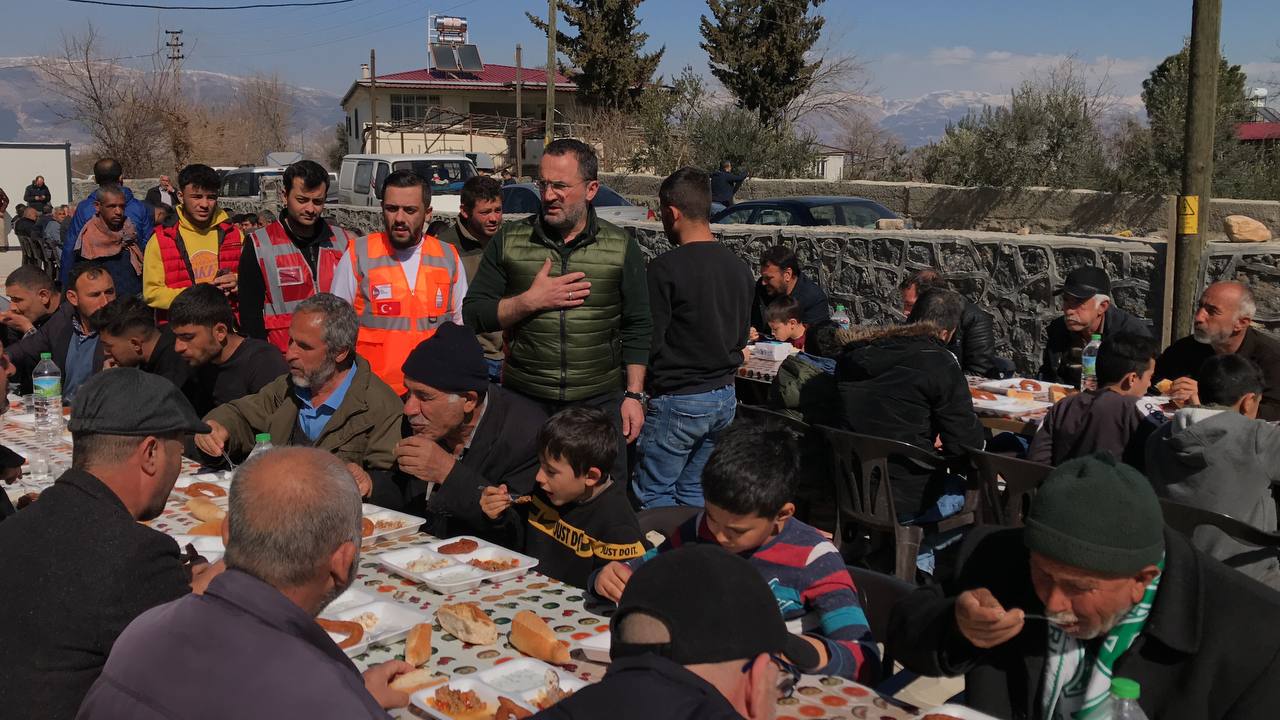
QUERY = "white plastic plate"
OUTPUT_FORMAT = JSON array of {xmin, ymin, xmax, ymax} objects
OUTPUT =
[
  {"xmin": 322, "ymin": 599, "xmax": 423, "ymax": 658},
  {"xmin": 361, "ymin": 503, "xmax": 426, "ymax": 546}
]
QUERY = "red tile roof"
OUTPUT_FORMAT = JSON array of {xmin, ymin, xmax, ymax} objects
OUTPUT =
[
  {"xmin": 374, "ymin": 63, "xmax": 575, "ymax": 91},
  {"xmin": 1237, "ymin": 122, "xmax": 1280, "ymax": 141}
]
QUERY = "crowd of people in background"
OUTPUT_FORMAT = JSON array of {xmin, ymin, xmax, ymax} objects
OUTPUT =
[{"xmin": 2, "ymin": 140, "xmax": 1280, "ymax": 720}]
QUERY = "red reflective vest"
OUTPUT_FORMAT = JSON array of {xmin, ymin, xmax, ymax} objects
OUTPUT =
[
  {"xmin": 250, "ymin": 220, "xmax": 357, "ymax": 352},
  {"xmin": 153, "ymin": 221, "xmax": 243, "ymax": 322},
  {"xmin": 348, "ymin": 232, "xmax": 460, "ymax": 394}
]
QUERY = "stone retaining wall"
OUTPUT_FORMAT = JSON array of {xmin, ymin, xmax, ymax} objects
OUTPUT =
[{"xmin": 117, "ymin": 181, "xmax": 1280, "ymax": 374}]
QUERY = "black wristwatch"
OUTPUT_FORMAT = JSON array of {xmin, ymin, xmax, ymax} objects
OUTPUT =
[{"xmin": 623, "ymin": 390, "xmax": 648, "ymax": 404}]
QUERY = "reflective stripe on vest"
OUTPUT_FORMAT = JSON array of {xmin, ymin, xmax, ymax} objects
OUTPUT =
[
  {"xmin": 253, "ymin": 222, "xmax": 353, "ymax": 324},
  {"xmin": 349, "ymin": 231, "xmax": 460, "ymax": 394}
]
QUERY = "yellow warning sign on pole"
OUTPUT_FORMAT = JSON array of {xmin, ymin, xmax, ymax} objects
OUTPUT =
[{"xmin": 1177, "ymin": 195, "xmax": 1199, "ymax": 235}]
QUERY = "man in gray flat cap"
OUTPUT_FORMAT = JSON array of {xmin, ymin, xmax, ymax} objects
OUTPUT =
[
  {"xmin": 889, "ymin": 452, "xmax": 1280, "ymax": 720},
  {"xmin": 0, "ymin": 368, "xmax": 216, "ymax": 720}
]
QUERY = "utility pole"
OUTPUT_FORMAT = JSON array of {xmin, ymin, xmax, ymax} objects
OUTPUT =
[
  {"xmin": 1172, "ymin": 0, "xmax": 1222, "ymax": 339},
  {"xmin": 370, "ymin": 48, "xmax": 378, "ymax": 154},
  {"xmin": 545, "ymin": 0, "xmax": 556, "ymax": 147},
  {"xmin": 164, "ymin": 29, "xmax": 184, "ymax": 94},
  {"xmin": 515, "ymin": 43, "xmax": 523, "ymax": 176}
]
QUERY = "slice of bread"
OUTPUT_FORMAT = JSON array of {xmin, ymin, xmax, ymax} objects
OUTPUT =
[
  {"xmin": 389, "ymin": 667, "xmax": 445, "ymax": 693},
  {"xmin": 509, "ymin": 610, "xmax": 570, "ymax": 665},
  {"xmin": 437, "ymin": 602, "xmax": 498, "ymax": 645}
]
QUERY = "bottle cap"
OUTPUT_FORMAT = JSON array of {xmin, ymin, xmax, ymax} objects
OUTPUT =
[
  {"xmin": 1091, "ymin": 333, "xmax": 1102, "ymax": 341},
  {"xmin": 254, "ymin": 433, "xmax": 272, "ymax": 443},
  {"xmin": 40, "ymin": 352, "xmax": 52, "ymax": 360},
  {"xmin": 836, "ymin": 304, "xmax": 845, "ymax": 311},
  {"xmin": 1110, "ymin": 677, "xmax": 1140, "ymax": 700}
]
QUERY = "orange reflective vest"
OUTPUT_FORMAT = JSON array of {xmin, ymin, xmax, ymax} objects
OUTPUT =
[
  {"xmin": 348, "ymin": 231, "xmax": 461, "ymax": 394},
  {"xmin": 251, "ymin": 221, "xmax": 357, "ymax": 353}
]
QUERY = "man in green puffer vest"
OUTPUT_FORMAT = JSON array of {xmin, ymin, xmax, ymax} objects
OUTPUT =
[{"xmin": 462, "ymin": 139, "xmax": 652, "ymax": 485}]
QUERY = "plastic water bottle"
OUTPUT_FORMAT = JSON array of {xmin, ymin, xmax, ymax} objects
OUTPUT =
[
  {"xmin": 30, "ymin": 353, "xmax": 62, "ymax": 480},
  {"xmin": 1095, "ymin": 677, "xmax": 1149, "ymax": 719},
  {"xmin": 1080, "ymin": 333, "xmax": 1102, "ymax": 391},
  {"xmin": 245, "ymin": 433, "xmax": 274, "ymax": 461},
  {"xmin": 831, "ymin": 304, "xmax": 851, "ymax": 330}
]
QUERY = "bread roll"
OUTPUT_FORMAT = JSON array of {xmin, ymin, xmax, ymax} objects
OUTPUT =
[
  {"xmin": 509, "ymin": 610, "xmax": 570, "ymax": 665},
  {"xmin": 389, "ymin": 667, "xmax": 445, "ymax": 694},
  {"xmin": 436, "ymin": 602, "xmax": 497, "ymax": 645},
  {"xmin": 187, "ymin": 518, "xmax": 225, "ymax": 537},
  {"xmin": 405, "ymin": 622, "xmax": 433, "ymax": 666},
  {"xmin": 186, "ymin": 497, "xmax": 226, "ymax": 524}
]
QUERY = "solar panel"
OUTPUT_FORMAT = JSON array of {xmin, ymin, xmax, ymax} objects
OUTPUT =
[
  {"xmin": 430, "ymin": 44, "xmax": 459, "ymax": 71},
  {"xmin": 457, "ymin": 44, "xmax": 484, "ymax": 72}
]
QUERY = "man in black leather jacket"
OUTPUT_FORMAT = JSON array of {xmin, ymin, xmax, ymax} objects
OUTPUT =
[
  {"xmin": 1038, "ymin": 266, "xmax": 1151, "ymax": 387},
  {"xmin": 902, "ymin": 269, "xmax": 999, "ymax": 377}
]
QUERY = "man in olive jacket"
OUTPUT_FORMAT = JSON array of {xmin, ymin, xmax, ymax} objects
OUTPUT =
[
  {"xmin": 194, "ymin": 294, "xmax": 402, "ymax": 501},
  {"xmin": 462, "ymin": 139, "xmax": 651, "ymax": 483},
  {"xmin": 889, "ymin": 453, "xmax": 1280, "ymax": 720}
]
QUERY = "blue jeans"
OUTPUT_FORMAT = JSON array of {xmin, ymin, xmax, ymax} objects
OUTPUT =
[
  {"xmin": 632, "ymin": 385, "xmax": 737, "ymax": 508},
  {"xmin": 484, "ymin": 357, "xmax": 503, "ymax": 384}
]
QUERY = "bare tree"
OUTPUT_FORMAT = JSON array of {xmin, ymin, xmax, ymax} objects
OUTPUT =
[
  {"xmin": 35, "ymin": 24, "xmax": 178, "ymax": 176},
  {"xmin": 183, "ymin": 73, "xmax": 296, "ymax": 166},
  {"xmin": 835, "ymin": 110, "xmax": 912, "ymax": 180}
]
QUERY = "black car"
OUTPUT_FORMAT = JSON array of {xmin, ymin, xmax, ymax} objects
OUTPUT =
[{"xmin": 710, "ymin": 196, "xmax": 900, "ymax": 228}]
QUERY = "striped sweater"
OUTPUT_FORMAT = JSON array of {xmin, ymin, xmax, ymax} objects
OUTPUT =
[{"xmin": 595, "ymin": 513, "xmax": 880, "ymax": 683}]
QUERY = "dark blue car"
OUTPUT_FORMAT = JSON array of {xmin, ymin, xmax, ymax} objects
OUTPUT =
[{"xmin": 710, "ymin": 196, "xmax": 900, "ymax": 228}]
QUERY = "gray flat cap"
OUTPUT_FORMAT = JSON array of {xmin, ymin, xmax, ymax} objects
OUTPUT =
[{"xmin": 69, "ymin": 368, "xmax": 210, "ymax": 436}]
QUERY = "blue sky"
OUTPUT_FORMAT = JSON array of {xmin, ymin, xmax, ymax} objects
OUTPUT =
[{"xmin": 5, "ymin": 0, "xmax": 1279, "ymax": 98}]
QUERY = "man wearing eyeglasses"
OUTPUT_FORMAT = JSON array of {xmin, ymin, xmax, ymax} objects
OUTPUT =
[
  {"xmin": 531, "ymin": 544, "xmax": 802, "ymax": 720},
  {"xmin": 462, "ymin": 138, "xmax": 652, "ymax": 486}
]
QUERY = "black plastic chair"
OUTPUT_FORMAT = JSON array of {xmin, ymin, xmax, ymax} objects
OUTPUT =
[
  {"xmin": 736, "ymin": 403, "xmax": 827, "ymax": 525},
  {"xmin": 734, "ymin": 403, "xmax": 809, "ymax": 433},
  {"xmin": 1159, "ymin": 498, "xmax": 1280, "ymax": 548},
  {"xmin": 965, "ymin": 448, "xmax": 1052, "ymax": 527},
  {"xmin": 847, "ymin": 565, "xmax": 916, "ymax": 689},
  {"xmin": 636, "ymin": 505, "xmax": 701, "ymax": 545},
  {"xmin": 818, "ymin": 426, "xmax": 975, "ymax": 582}
]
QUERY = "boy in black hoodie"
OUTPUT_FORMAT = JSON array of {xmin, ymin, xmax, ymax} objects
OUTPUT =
[{"xmin": 480, "ymin": 406, "xmax": 645, "ymax": 588}]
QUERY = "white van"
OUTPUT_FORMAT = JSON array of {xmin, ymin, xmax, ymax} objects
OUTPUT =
[{"xmin": 337, "ymin": 154, "xmax": 477, "ymax": 213}]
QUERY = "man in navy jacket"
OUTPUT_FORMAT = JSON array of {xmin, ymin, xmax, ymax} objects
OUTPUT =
[{"xmin": 61, "ymin": 158, "xmax": 154, "ymax": 290}]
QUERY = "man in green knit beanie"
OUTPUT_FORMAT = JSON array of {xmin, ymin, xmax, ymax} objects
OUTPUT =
[{"xmin": 889, "ymin": 452, "xmax": 1280, "ymax": 720}]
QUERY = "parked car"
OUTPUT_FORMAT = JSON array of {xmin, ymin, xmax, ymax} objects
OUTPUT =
[
  {"xmin": 336, "ymin": 153, "xmax": 477, "ymax": 213},
  {"xmin": 710, "ymin": 196, "xmax": 900, "ymax": 228},
  {"xmin": 501, "ymin": 183, "xmax": 655, "ymax": 223},
  {"xmin": 220, "ymin": 166, "xmax": 285, "ymax": 198}
]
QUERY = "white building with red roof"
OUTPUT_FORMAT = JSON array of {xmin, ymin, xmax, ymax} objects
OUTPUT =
[{"xmin": 339, "ymin": 61, "xmax": 580, "ymax": 169}]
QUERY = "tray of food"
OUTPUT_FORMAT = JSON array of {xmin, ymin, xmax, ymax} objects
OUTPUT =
[
  {"xmin": 977, "ymin": 378, "xmax": 1075, "ymax": 402},
  {"xmin": 318, "ymin": 599, "xmax": 422, "ymax": 658},
  {"xmin": 969, "ymin": 387, "xmax": 1053, "ymax": 415},
  {"xmin": 323, "ymin": 587, "xmax": 384, "ymax": 615},
  {"xmin": 378, "ymin": 537, "xmax": 538, "ymax": 593},
  {"xmin": 360, "ymin": 503, "xmax": 424, "ymax": 547},
  {"xmin": 410, "ymin": 659, "xmax": 583, "ymax": 720}
]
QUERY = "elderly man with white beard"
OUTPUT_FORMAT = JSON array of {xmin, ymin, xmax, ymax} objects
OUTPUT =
[
  {"xmin": 889, "ymin": 452, "xmax": 1280, "ymax": 720},
  {"xmin": 1153, "ymin": 280, "xmax": 1280, "ymax": 421},
  {"xmin": 391, "ymin": 322, "xmax": 546, "ymax": 536},
  {"xmin": 194, "ymin": 293, "xmax": 403, "ymax": 502}
]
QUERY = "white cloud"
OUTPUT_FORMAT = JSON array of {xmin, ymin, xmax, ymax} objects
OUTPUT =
[{"xmin": 928, "ymin": 46, "xmax": 977, "ymax": 65}]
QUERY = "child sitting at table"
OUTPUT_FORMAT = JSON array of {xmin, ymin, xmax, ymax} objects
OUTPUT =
[
  {"xmin": 479, "ymin": 406, "xmax": 645, "ymax": 589},
  {"xmin": 1026, "ymin": 332, "xmax": 1162, "ymax": 468},
  {"xmin": 765, "ymin": 296, "xmax": 808, "ymax": 351},
  {"xmin": 589, "ymin": 422, "xmax": 880, "ymax": 684}
]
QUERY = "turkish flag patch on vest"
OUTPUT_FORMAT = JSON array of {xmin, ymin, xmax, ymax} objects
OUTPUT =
[{"xmin": 374, "ymin": 300, "xmax": 402, "ymax": 316}]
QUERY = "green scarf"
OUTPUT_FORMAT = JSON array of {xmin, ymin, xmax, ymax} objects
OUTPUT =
[{"xmin": 1040, "ymin": 556, "xmax": 1164, "ymax": 720}]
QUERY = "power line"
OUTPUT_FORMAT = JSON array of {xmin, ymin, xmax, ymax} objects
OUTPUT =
[{"xmin": 66, "ymin": 0, "xmax": 354, "ymax": 9}]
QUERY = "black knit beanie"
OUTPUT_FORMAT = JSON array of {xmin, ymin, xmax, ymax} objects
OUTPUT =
[
  {"xmin": 400, "ymin": 322, "xmax": 489, "ymax": 395},
  {"xmin": 1024, "ymin": 452, "xmax": 1165, "ymax": 577}
]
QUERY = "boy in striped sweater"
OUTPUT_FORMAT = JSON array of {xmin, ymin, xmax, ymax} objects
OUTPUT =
[{"xmin": 590, "ymin": 423, "xmax": 880, "ymax": 683}]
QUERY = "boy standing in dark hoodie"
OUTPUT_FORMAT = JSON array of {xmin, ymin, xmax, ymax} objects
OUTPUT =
[{"xmin": 480, "ymin": 406, "xmax": 645, "ymax": 588}]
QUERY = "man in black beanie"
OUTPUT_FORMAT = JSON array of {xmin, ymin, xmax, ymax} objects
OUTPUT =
[
  {"xmin": 889, "ymin": 452, "xmax": 1280, "ymax": 720},
  {"xmin": 392, "ymin": 322, "xmax": 546, "ymax": 535}
]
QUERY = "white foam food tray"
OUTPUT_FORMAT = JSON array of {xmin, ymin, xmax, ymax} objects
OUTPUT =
[
  {"xmin": 169, "ymin": 534, "xmax": 225, "ymax": 564},
  {"xmin": 320, "ymin": 599, "xmax": 423, "ymax": 658},
  {"xmin": 377, "ymin": 536, "xmax": 538, "ymax": 594},
  {"xmin": 361, "ymin": 503, "xmax": 425, "ymax": 547},
  {"xmin": 411, "ymin": 658, "xmax": 584, "ymax": 719}
]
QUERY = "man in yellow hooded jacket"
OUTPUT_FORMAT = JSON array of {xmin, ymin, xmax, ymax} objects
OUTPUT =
[{"xmin": 141, "ymin": 164, "xmax": 243, "ymax": 315}]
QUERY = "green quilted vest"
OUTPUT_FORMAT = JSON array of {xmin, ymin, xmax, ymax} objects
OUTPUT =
[{"xmin": 500, "ymin": 213, "xmax": 629, "ymax": 401}]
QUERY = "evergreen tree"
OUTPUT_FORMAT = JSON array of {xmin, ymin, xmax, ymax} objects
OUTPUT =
[
  {"xmin": 699, "ymin": 0, "xmax": 825, "ymax": 125},
  {"xmin": 527, "ymin": 0, "xmax": 663, "ymax": 110}
]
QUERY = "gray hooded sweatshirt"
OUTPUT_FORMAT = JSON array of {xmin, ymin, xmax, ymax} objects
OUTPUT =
[{"xmin": 1145, "ymin": 407, "xmax": 1280, "ymax": 589}]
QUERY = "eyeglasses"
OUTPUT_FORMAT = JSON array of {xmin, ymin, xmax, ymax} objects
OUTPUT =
[
  {"xmin": 740, "ymin": 653, "xmax": 802, "ymax": 698},
  {"xmin": 535, "ymin": 179, "xmax": 588, "ymax": 196}
]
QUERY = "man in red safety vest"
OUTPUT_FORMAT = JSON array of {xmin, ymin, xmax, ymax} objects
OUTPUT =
[
  {"xmin": 141, "ymin": 164, "xmax": 242, "ymax": 318},
  {"xmin": 331, "ymin": 169, "xmax": 466, "ymax": 395},
  {"xmin": 238, "ymin": 160, "xmax": 358, "ymax": 353}
]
